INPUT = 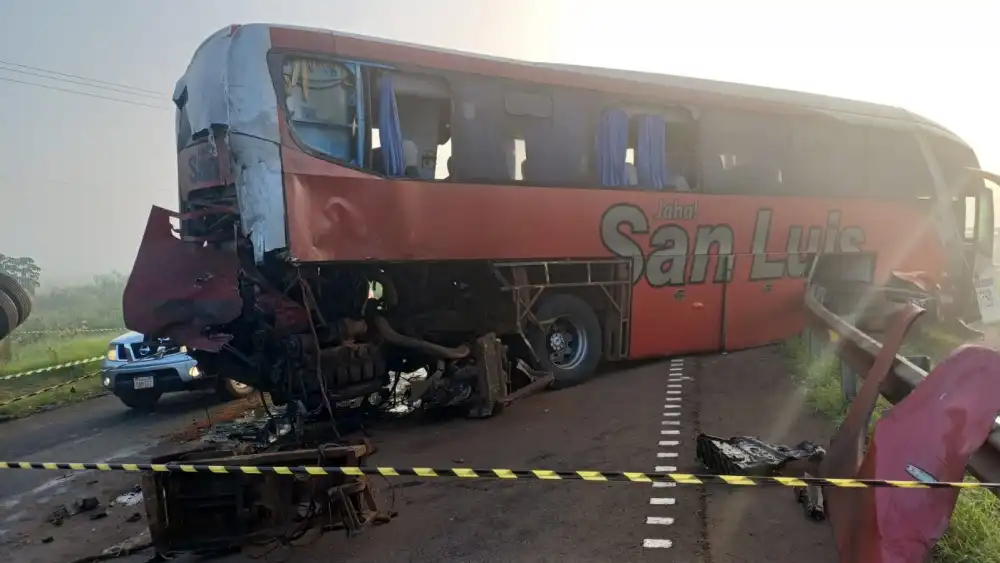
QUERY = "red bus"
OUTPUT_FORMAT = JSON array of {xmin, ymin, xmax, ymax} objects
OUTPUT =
[{"xmin": 124, "ymin": 23, "xmax": 998, "ymax": 418}]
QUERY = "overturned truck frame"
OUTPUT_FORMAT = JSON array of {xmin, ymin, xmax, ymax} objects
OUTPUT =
[{"xmin": 142, "ymin": 440, "xmax": 391, "ymax": 554}]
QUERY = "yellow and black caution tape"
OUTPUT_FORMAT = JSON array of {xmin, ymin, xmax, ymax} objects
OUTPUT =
[
  {"xmin": 0, "ymin": 372, "xmax": 100, "ymax": 408},
  {"xmin": 0, "ymin": 356, "xmax": 103, "ymax": 381},
  {"xmin": 13, "ymin": 328, "xmax": 124, "ymax": 336},
  {"xmin": 0, "ymin": 462, "xmax": 992, "ymax": 489}
]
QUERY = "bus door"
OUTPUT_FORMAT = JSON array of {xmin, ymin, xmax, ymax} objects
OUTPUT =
[
  {"xmin": 629, "ymin": 255, "xmax": 726, "ymax": 358},
  {"xmin": 959, "ymin": 171, "xmax": 1000, "ymax": 324},
  {"xmin": 722, "ymin": 252, "xmax": 807, "ymax": 351}
]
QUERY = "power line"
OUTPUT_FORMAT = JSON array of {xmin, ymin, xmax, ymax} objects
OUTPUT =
[
  {"xmin": 0, "ymin": 76, "xmax": 172, "ymax": 111},
  {"xmin": 0, "ymin": 64, "xmax": 166, "ymax": 100},
  {"xmin": 0, "ymin": 59, "xmax": 164, "ymax": 96}
]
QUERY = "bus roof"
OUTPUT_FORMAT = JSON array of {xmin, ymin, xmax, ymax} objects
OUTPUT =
[{"xmin": 197, "ymin": 23, "xmax": 963, "ymax": 142}]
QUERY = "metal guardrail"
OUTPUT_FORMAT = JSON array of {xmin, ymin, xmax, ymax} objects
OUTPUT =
[{"xmin": 803, "ymin": 287, "xmax": 1000, "ymax": 495}]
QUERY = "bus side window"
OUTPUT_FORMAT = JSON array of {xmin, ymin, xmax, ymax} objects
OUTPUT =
[
  {"xmin": 448, "ymin": 77, "xmax": 515, "ymax": 183},
  {"xmin": 373, "ymin": 71, "xmax": 451, "ymax": 180},
  {"xmin": 785, "ymin": 117, "xmax": 866, "ymax": 196},
  {"xmin": 865, "ymin": 128, "xmax": 933, "ymax": 198},
  {"xmin": 594, "ymin": 104, "xmax": 695, "ymax": 191},
  {"xmin": 699, "ymin": 108, "xmax": 788, "ymax": 195},
  {"xmin": 507, "ymin": 88, "xmax": 594, "ymax": 186}
]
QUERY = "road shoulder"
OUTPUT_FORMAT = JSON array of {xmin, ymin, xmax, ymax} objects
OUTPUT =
[{"xmin": 696, "ymin": 345, "xmax": 839, "ymax": 563}]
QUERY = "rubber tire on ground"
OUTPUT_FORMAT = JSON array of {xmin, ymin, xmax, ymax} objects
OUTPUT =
[
  {"xmin": 0, "ymin": 291, "xmax": 19, "ymax": 340},
  {"xmin": 118, "ymin": 391, "xmax": 162, "ymax": 411},
  {"xmin": 529, "ymin": 293, "xmax": 603, "ymax": 390},
  {"xmin": 0, "ymin": 273, "xmax": 31, "ymax": 325},
  {"xmin": 217, "ymin": 377, "xmax": 255, "ymax": 401}
]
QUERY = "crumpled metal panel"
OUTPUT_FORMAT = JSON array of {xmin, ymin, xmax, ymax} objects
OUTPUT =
[
  {"xmin": 834, "ymin": 345, "xmax": 1000, "ymax": 562},
  {"xmin": 123, "ymin": 205, "xmax": 242, "ymax": 352}
]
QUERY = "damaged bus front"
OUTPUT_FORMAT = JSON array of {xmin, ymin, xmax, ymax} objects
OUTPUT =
[{"xmin": 126, "ymin": 26, "xmax": 529, "ymax": 423}]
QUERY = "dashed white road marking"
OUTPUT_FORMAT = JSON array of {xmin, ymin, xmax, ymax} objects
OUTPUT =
[
  {"xmin": 647, "ymin": 516, "xmax": 676, "ymax": 525},
  {"xmin": 644, "ymin": 358, "xmax": 690, "ymax": 552}
]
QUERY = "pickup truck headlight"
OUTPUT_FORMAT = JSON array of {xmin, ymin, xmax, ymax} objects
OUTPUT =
[
  {"xmin": 106, "ymin": 345, "xmax": 119, "ymax": 362},
  {"xmin": 179, "ymin": 346, "xmax": 188, "ymax": 354}
]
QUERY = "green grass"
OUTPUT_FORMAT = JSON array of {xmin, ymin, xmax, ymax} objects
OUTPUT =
[
  {"xmin": 0, "ymin": 369, "xmax": 105, "ymax": 419},
  {"xmin": 0, "ymin": 334, "xmax": 110, "ymax": 420},
  {"xmin": 784, "ymin": 336, "xmax": 1000, "ymax": 563},
  {"xmin": 0, "ymin": 334, "xmax": 108, "ymax": 375}
]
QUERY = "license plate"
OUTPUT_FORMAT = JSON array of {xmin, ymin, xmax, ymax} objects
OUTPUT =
[
  {"xmin": 133, "ymin": 376, "xmax": 155, "ymax": 390},
  {"xmin": 976, "ymin": 275, "xmax": 1000, "ymax": 324}
]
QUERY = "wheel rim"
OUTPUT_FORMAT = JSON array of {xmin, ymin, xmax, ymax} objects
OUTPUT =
[{"xmin": 545, "ymin": 315, "xmax": 588, "ymax": 370}]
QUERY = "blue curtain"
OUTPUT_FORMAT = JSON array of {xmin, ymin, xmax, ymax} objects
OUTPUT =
[
  {"xmin": 379, "ymin": 74, "xmax": 405, "ymax": 177},
  {"xmin": 636, "ymin": 114, "xmax": 669, "ymax": 190},
  {"xmin": 595, "ymin": 107, "xmax": 629, "ymax": 187}
]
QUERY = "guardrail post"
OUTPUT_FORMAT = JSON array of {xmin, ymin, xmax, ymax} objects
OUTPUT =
[
  {"xmin": 806, "ymin": 324, "xmax": 827, "ymax": 361},
  {"xmin": 840, "ymin": 360, "xmax": 859, "ymax": 403}
]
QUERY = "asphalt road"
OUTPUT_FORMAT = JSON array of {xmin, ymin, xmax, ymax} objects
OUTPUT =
[
  {"xmin": 0, "ymin": 390, "xmax": 228, "ymax": 512},
  {"xmin": 0, "ymin": 348, "xmax": 841, "ymax": 563}
]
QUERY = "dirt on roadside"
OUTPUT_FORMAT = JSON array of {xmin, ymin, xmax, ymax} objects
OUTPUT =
[
  {"xmin": 0, "ymin": 470, "xmax": 148, "ymax": 563},
  {"xmin": 695, "ymin": 345, "xmax": 840, "ymax": 563}
]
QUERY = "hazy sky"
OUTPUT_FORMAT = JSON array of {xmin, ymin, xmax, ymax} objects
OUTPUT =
[{"xmin": 0, "ymin": 0, "xmax": 996, "ymax": 285}]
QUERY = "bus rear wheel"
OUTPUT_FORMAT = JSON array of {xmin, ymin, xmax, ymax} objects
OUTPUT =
[{"xmin": 529, "ymin": 293, "xmax": 602, "ymax": 389}]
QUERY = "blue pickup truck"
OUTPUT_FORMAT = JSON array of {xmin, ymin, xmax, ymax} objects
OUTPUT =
[{"xmin": 100, "ymin": 331, "xmax": 254, "ymax": 410}]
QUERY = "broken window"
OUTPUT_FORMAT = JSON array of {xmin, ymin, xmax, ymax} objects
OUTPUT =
[
  {"xmin": 367, "ymin": 71, "xmax": 452, "ymax": 180},
  {"xmin": 521, "ymin": 87, "xmax": 596, "ymax": 187},
  {"xmin": 447, "ymin": 78, "xmax": 596, "ymax": 186},
  {"xmin": 282, "ymin": 57, "xmax": 358, "ymax": 164}
]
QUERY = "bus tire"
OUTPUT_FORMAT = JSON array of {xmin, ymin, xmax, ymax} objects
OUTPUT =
[
  {"xmin": 0, "ymin": 273, "xmax": 31, "ymax": 326},
  {"xmin": 529, "ymin": 293, "xmax": 602, "ymax": 389},
  {"xmin": 0, "ymin": 291, "xmax": 18, "ymax": 339}
]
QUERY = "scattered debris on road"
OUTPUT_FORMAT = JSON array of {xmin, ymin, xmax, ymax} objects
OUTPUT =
[
  {"xmin": 696, "ymin": 434, "xmax": 826, "ymax": 476},
  {"xmin": 112, "ymin": 488, "xmax": 142, "ymax": 508}
]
